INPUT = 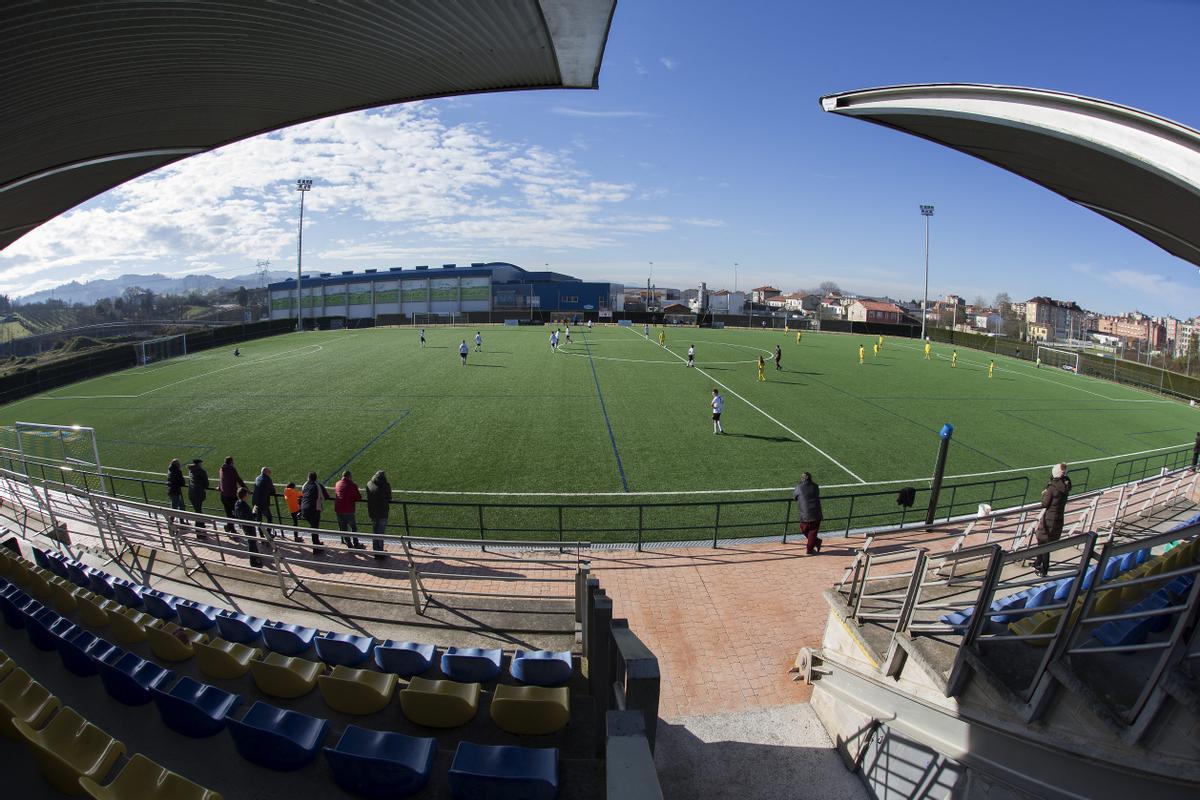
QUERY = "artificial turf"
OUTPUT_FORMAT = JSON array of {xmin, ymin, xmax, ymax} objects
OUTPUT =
[{"xmin": 0, "ymin": 324, "xmax": 1193, "ymax": 542}]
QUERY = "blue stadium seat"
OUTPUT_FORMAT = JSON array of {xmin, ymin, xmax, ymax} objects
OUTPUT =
[
  {"xmin": 176, "ymin": 602, "xmax": 220, "ymax": 632},
  {"xmin": 374, "ymin": 641, "xmax": 437, "ymax": 678},
  {"xmin": 1025, "ymin": 582, "xmax": 1063, "ymax": 612},
  {"xmin": 1101, "ymin": 557, "xmax": 1122, "ymax": 582},
  {"xmin": 262, "ymin": 622, "xmax": 317, "ymax": 656},
  {"xmin": 441, "ymin": 647, "xmax": 503, "ymax": 683},
  {"xmin": 324, "ymin": 725, "xmax": 436, "ymax": 799},
  {"xmin": 0, "ymin": 590, "xmax": 34, "ymax": 628},
  {"xmin": 112, "ymin": 579, "xmax": 146, "ymax": 610},
  {"xmin": 226, "ymin": 701, "xmax": 329, "ymax": 771},
  {"xmin": 315, "ymin": 632, "xmax": 375, "ymax": 667},
  {"xmin": 990, "ymin": 590, "xmax": 1034, "ymax": 624},
  {"xmin": 24, "ymin": 606, "xmax": 66, "ymax": 650},
  {"xmin": 89, "ymin": 571, "xmax": 116, "ymax": 598},
  {"xmin": 151, "ymin": 676, "xmax": 244, "ymax": 738},
  {"xmin": 1092, "ymin": 590, "xmax": 1173, "ymax": 648},
  {"xmin": 511, "ymin": 650, "xmax": 573, "ymax": 687},
  {"xmin": 216, "ymin": 611, "xmax": 266, "ymax": 645},
  {"xmin": 97, "ymin": 650, "xmax": 175, "ymax": 705},
  {"xmin": 66, "ymin": 562, "xmax": 93, "ymax": 588},
  {"xmin": 57, "ymin": 629, "xmax": 105, "ymax": 677},
  {"xmin": 43, "ymin": 552, "xmax": 71, "ymax": 580},
  {"xmin": 1165, "ymin": 574, "xmax": 1195, "ymax": 599},
  {"xmin": 448, "ymin": 742, "xmax": 559, "ymax": 800},
  {"xmin": 142, "ymin": 591, "xmax": 180, "ymax": 622},
  {"xmin": 32, "ymin": 547, "xmax": 52, "ymax": 571},
  {"xmin": 938, "ymin": 607, "xmax": 973, "ymax": 629}
]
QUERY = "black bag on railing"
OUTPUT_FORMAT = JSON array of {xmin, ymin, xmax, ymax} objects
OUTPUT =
[{"xmin": 896, "ymin": 487, "xmax": 917, "ymax": 508}]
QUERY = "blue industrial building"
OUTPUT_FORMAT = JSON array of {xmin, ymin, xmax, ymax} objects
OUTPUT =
[{"xmin": 268, "ymin": 262, "xmax": 620, "ymax": 322}]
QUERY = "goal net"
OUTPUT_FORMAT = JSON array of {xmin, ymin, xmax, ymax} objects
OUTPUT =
[
  {"xmin": 137, "ymin": 333, "xmax": 187, "ymax": 365},
  {"xmin": 0, "ymin": 423, "xmax": 104, "ymax": 491},
  {"xmin": 412, "ymin": 313, "xmax": 463, "ymax": 326},
  {"xmin": 663, "ymin": 313, "xmax": 697, "ymax": 326},
  {"xmin": 1036, "ymin": 345, "xmax": 1081, "ymax": 372}
]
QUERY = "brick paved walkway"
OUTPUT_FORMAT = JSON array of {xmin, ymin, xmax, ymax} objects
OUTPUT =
[{"xmin": 589, "ymin": 541, "xmax": 855, "ymax": 719}]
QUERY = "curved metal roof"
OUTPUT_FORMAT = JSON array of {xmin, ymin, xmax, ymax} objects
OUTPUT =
[
  {"xmin": 0, "ymin": 0, "xmax": 616, "ymax": 251},
  {"xmin": 820, "ymin": 84, "xmax": 1200, "ymax": 268}
]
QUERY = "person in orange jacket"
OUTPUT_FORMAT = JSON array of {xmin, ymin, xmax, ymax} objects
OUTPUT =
[{"xmin": 283, "ymin": 482, "xmax": 302, "ymax": 542}]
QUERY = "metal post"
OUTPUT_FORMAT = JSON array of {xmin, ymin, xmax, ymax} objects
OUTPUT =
[
  {"xmin": 919, "ymin": 204, "xmax": 934, "ymax": 342},
  {"xmin": 925, "ymin": 423, "xmax": 954, "ymax": 525}
]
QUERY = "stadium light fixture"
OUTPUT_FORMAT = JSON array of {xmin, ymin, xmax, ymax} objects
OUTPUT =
[
  {"xmin": 296, "ymin": 178, "xmax": 313, "ymax": 332},
  {"xmin": 919, "ymin": 205, "xmax": 934, "ymax": 341}
]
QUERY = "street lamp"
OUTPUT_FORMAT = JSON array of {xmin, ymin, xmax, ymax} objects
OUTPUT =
[
  {"xmin": 295, "ymin": 179, "xmax": 313, "ymax": 332},
  {"xmin": 733, "ymin": 262, "xmax": 739, "ymax": 293},
  {"xmin": 919, "ymin": 205, "xmax": 934, "ymax": 341}
]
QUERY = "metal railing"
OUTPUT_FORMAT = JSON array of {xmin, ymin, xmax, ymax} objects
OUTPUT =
[{"xmin": 834, "ymin": 463, "xmax": 1200, "ymax": 739}]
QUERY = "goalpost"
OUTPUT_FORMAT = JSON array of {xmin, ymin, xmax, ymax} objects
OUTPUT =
[
  {"xmin": 1035, "ymin": 345, "xmax": 1081, "ymax": 372},
  {"xmin": 137, "ymin": 333, "xmax": 187, "ymax": 365},
  {"xmin": 6, "ymin": 422, "xmax": 104, "ymax": 493},
  {"xmin": 412, "ymin": 313, "xmax": 463, "ymax": 326}
]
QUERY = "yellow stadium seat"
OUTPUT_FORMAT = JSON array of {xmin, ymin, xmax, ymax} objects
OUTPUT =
[
  {"xmin": 490, "ymin": 684, "xmax": 570, "ymax": 735},
  {"xmin": 0, "ymin": 667, "xmax": 61, "ymax": 740},
  {"xmin": 108, "ymin": 607, "xmax": 161, "ymax": 645},
  {"xmin": 74, "ymin": 591, "xmax": 119, "ymax": 628},
  {"xmin": 399, "ymin": 676, "xmax": 480, "ymax": 728},
  {"xmin": 249, "ymin": 652, "xmax": 324, "ymax": 699},
  {"xmin": 317, "ymin": 666, "xmax": 398, "ymax": 715},
  {"xmin": 193, "ymin": 638, "xmax": 262, "ymax": 680},
  {"xmin": 80, "ymin": 752, "xmax": 223, "ymax": 800},
  {"xmin": 0, "ymin": 651, "xmax": 13, "ymax": 683},
  {"xmin": 46, "ymin": 578, "xmax": 78, "ymax": 614},
  {"xmin": 145, "ymin": 622, "xmax": 206, "ymax": 663},
  {"xmin": 27, "ymin": 569, "xmax": 54, "ymax": 601},
  {"xmin": 13, "ymin": 707, "xmax": 125, "ymax": 796}
]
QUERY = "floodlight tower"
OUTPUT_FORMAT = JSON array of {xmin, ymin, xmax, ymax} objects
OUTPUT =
[
  {"xmin": 919, "ymin": 204, "xmax": 934, "ymax": 341},
  {"xmin": 295, "ymin": 179, "xmax": 313, "ymax": 331}
]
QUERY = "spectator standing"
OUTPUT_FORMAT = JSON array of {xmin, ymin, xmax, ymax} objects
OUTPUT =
[
  {"xmin": 218, "ymin": 456, "xmax": 247, "ymax": 532},
  {"xmin": 300, "ymin": 471, "xmax": 330, "ymax": 555},
  {"xmin": 1033, "ymin": 463, "xmax": 1072, "ymax": 577},
  {"xmin": 166, "ymin": 458, "xmax": 186, "ymax": 517},
  {"xmin": 366, "ymin": 470, "xmax": 392, "ymax": 560},
  {"xmin": 252, "ymin": 467, "xmax": 276, "ymax": 544},
  {"xmin": 233, "ymin": 487, "xmax": 265, "ymax": 568},
  {"xmin": 283, "ymin": 482, "xmax": 302, "ymax": 542},
  {"xmin": 1192, "ymin": 432, "xmax": 1200, "ymax": 468},
  {"xmin": 187, "ymin": 459, "xmax": 208, "ymax": 534},
  {"xmin": 794, "ymin": 472, "xmax": 824, "ymax": 555},
  {"xmin": 334, "ymin": 471, "xmax": 365, "ymax": 549}
]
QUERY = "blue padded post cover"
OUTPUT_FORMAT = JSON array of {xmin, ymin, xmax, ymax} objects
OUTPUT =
[
  {"xmin": 226, "ymin": 701, "xmax": 330, "ymax": 771},
  {"xmin": 324, "ymin": 725, "xmax": 436, "ymax": 799},
  {"xmin": 448, "ymin": 742, "xmax": 559, "ymax": 800},
  {"xmin": 374, "ymin": 641, "xmax": 437, "ymax": 678},
  {"xmin": 441, "ymin": 647, "xmax": 503, "ymax": 683}
]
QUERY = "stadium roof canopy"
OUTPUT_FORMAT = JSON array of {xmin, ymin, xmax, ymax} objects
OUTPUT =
[
  {"xmin": 819, "ymin": 84, "xmax": 1200, "ymax": 269},
  {"xmin": 0, "ymin": 0, "xmax": 616, "ymax": 251}
]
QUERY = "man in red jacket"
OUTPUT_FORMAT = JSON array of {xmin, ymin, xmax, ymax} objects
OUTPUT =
[
  {"xmin": 334, "ymin": 470, "xmax": 365, "ymax": 549},
  {"xmin": 218, "ymin": 456, "xmax": 248, "ymax": 533}
]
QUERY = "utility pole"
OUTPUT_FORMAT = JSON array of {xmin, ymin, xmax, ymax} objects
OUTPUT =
[
  {"xmin": 920, "ymin": 205, "xmax": 934, "ymax": 341},
  {"xmin": 295, "ymin": 179, "xmax": 313, "ymax": 331}
]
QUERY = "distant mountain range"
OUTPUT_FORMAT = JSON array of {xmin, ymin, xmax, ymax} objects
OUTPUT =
[{"xmin": 16, "ymin": 271, "xmax": 294, "ymax": 306}]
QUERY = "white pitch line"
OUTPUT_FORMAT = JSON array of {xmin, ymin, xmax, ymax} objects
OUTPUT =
[{"xmin": 622, "ymin": 326, "xmax": 867, "ymax": 484}]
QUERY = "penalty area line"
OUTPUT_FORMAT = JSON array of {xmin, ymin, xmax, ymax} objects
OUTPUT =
[{"xmin": 622, "ymin": 326, "xmax": 867, "ymax": 484}]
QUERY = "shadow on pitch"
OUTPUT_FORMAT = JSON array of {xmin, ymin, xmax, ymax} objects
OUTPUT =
[
  {"xmin": 469, "ymin": 363, "xmax": 505, "ymax": 368},
  {"xmin": 724, "ymin": 432, "xmax": 795, "ymax": 443}
]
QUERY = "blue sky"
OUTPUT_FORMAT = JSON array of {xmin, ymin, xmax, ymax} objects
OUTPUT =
[{"xmin": 4, "ymin": 0, "xmax": 1200, "ymax": 316}]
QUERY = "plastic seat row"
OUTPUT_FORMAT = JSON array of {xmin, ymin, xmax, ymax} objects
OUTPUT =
[
  {"xmin": 17, "ymin": 547, "xmax": 575, "ymax": 685},
  {"xmin": 0, "ymin": 649, "xmax": 221, "ymax": 798},
  {"xmin": 3, "ymin": 580, "xmax": 572, "ymax": 734},
  {"xmin": 1090, "ymin": 574, "xmax": 1195, "ymax": 648}
]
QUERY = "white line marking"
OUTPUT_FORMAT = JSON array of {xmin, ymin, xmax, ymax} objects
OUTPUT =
[{"xmin": 621, "ymin": 326, "xmax": 867, "ymax": 483}]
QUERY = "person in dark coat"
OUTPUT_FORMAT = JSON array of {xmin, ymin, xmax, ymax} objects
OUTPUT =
[
  {"xmin": 166, "ymin": 458, "xmax": 186, "ymax": 517},
  {"xmin": 1192, "ymin": 432, "xmax": 1200, "ymax": 468},
  {"xmin": 334, "ymin": 471, "xmax": 364, "ymax": 549},
  {"xmin": 252, "ymin": 467, "xmax": 276, "ymax": 526},
  {"xmin": 1033, "ymin": 463, "xmax": 1072, "ymax": 576},
  {"xmin": 233, "ymin": 487, "xmax": 264, "ymax": 568},
  {"xmin": 366, "ymin": 470, "xmax": 391, "ymax": 560},
  {"xmin": 187, "ymin": 458, "xmax": 209, "ymax": 534},
  {"xmin": 218, "ymin": 456, "xmax": 247, "ymax": 532},
  {"xmin": 794, "ymin": 472, "xmax": 823, "ymax": 555},
  {"xmin": 300, "ymin": 471, "xmax": 330, "ymax": 555}
]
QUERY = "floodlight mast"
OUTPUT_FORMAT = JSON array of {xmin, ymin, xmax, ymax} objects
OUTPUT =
[
  {"xmin": 296, "ymin": 179, "xmax": 313, "ymax": 332},
  {"xmin": 919, "ymin": 205, "xmax": 934, "ymax": 341}
]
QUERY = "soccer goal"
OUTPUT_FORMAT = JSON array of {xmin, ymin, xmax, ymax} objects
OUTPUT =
[
  {"xmin": 137, "ymin": 333, "xmax": 187, "ymax": 365},
  {"xmin": 412, "ymin": 313, "xmax": 463, "ymax": 326},
  {"xmin": 1036, "ymin": 345, "xmax": 1080, "ymax": 372}
]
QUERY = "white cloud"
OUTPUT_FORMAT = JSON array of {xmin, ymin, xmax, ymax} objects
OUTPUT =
[
  {"xmin": 0, "ymin": 104, "xmax": 667, "ymax": 296},
  {"xmin": 660, "ymin": 57, "xmax": 677, "ymax": 70},
  {"xmin": 633, "ymin": 57, "xmax": 647, "ymax": 75},
  {"xmin": 684, "ymin": 218, "xmax": 725, "ymax": 228}
]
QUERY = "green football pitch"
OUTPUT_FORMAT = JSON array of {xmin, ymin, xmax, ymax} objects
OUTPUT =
[{"xmin": 0, "ymin": 325, "xmax": 1194, "ymax": 540}]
